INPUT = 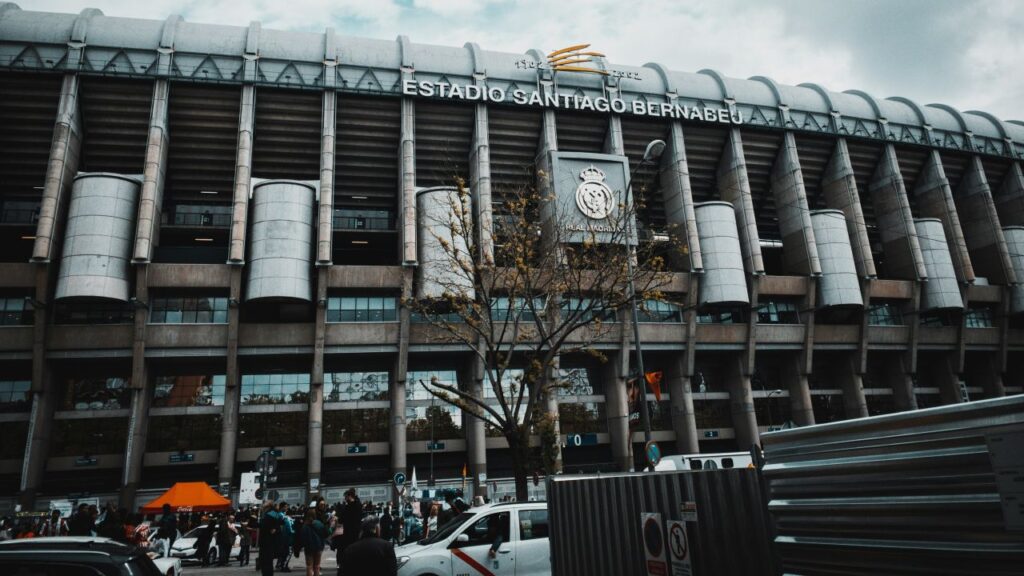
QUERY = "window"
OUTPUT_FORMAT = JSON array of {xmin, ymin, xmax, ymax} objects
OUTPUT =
[
  {"xmin": 239, "ymin": 411, "xmax": 308, "ymax": 448},
  {"xmin": 323, "ymin": 408, "xmax": 390, "ymax": 443},
  {"xmin": 920, "ymin": 311, "xmax": 956, "ymax": 327},
  {"xmin": 55, "ymin": 302, "xmax": 133, "ymax": 324},
  {"xmin": 556, "ymin": 368, "xmax": 600, "ymax": 397},
  {"xmin": 693, "ymin": 400, "xmax": 733, "ymax": 428},
  {"xmin": 560, "ymin": 298, "xmax": 616, "ymax": 322},
  {"xmin": 811, "ymin": 394, "xmax": 845, "ymax": 423},
  {"xmin": 557, "ymin": 402, "xmax": 607, "ymax": 434},
  {"xmin": 327, "ymin": 296, "xmax": 398, "ymax": 322},
  {"xmin": 51, "ymin": 417, "xmax": 128, "ymax": 456},
  {"xmin": 146, "ymin": 415, "xmax": 222, "ymax": 451},
  {"xmin": 697, "ymin": 307, "xmax": 746, "ymax": 324},
  {"xmin": 169, "ymin": 204, "xmax": 232, "ymax": 227},
  {"xmin": 491, "ymin": 297, "xmax": 543, "ymax": 322},
  {"xmin": 456, "ymin": 512, "xmax": 510, "ymax": 548},
  {"xmin": 241, "ymin": 373, "xmax": 310, "ymax": 405},
  {"xmin": 0, "ymin": 298, "xmax": 33, "ymax": 325},
  {"xmin": 411, "ymin": 310, "xmax": 463, "ymax": 323},
  {"xmin": 0, "ymin": 421, "xmax": 27, "ymax": 459},
  {"xmin": 757, "ymin": 300, "xmax": 800, "ymax": 324},
  {"xmin": 0, "ymin": 199, "xmax": 40, "ymax": 223},
  {"xmin": 0, "ymin": 380, "xmax": 30, "ymax": 412},
  {"xmin": 152, "ymin": 374, "xmax": 225, "ymax": 407},
  {"xmin": 868, "ymin": 302, "xmax": 903, "ymax": 326},
  {"xmin": 518, "ymin": 509, "xmax": 549, "ymax": 540},
  {"xmin": 638, "ymin": 299, "xmax": 682, "ymax": 323},
  {"xmin": 965, "ymin": 306, "xmax": 995, "ymax": 328},
  {"xmin": 333, "ymin": 208, "xmax": 395, "ymax": 230},
  {"xmin": 406, "ymin": 404, "xmax": 462, "ymax": 440},
  {"xmin": 325, "ymin": 372, "xmax": 388, "ymax": 402},
  {"xmin": 62, "ymin": 377, "xmax": 130, "ymax": 410},
  {"xmin": 648, "ymin": 400, "xmax": 674, "ymax": 431},
  {"xmin": 150, "ymin": 296, "xmax": 228, "ymax": 324}
]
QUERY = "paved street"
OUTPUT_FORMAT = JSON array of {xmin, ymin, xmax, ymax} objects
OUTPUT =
[{"xmin": 171, "ymin": 552, "xmax": 339, "ymax": 576}]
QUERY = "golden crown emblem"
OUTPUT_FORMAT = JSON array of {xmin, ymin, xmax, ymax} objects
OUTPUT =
[{"xmin": 547, "ymin": 44, "xmax": 608, "ymax": 76}]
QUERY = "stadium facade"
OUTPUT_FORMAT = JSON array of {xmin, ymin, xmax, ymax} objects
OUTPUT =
[{"xmin": 1, "ymin": 4, "xmax": 1024, "ymax": 509}]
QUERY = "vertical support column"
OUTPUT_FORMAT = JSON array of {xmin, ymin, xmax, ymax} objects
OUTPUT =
[
  {"xmin": 771, "ymin": 132, "xmax": 821, "ymax": 276},
  {"xmin": 869, "ymin": 145, "xmax": 927, "ymax": 281},
  {"xmin": 308, "ymin": 269, "xmax": 327, "ymax": 496},
  {"xmin": 21, "ymin": 74, "xmax": 82, "ymax": 509},
  {"xmin": 603, "ymin": 115, "xmax": 624, "ymax": 155},
  {"xmin": 228, "ymin": 85, "xmax": 255, "ymax": 265},
  {"xmin": 923, "ymin": 354, "xmax": 964, "ymax": 405},
  {"xmin": 543, "ymin": 359, "xmax": 563, "ymax": 474},
  {"xmin": 726, "ymin": 354, "xmax": 759, "ymax": 450},
  {"xmin": 316, "ymin": 91, "xmax": 336, "ymax": 266},
  {"xmin": 974, "ymin": 354, "xmax": 1006, "ymax": 399},
  {"xmin": 955, "ymin": 157, "xmax": 1017, "ymax": 284},
  {"xmin": 837, "ymin": 355, "xmax": 868, "ymax": 418},
  {"xmin": 994, "ymin": 162, "xmax": 1024, "ymax": 225},
  {"xmin": 666, "ymin": 353, "xmax": 698, "ymax": 454},
  {"xmin": 463, "ymin": 356, "xmax": 487, "ymax": 498},
  {"xmin": 913, "ymin": 151, "xmax": 974, "ymax": 283},
  {"xmin": 783, "ymin": 355, "xmax": 814, "ymax": 426},
  {"xmin": 391, "ymin": 271, "xmax": 412, "ymax": 500},
  {"xmin": 822, "ymin": 138, "xmax": 876, "ymax": 278},
  {"xmin": 717, "ymin": 129, "xmax": 765, "ymax": 275},
  {"xmin": 132, "ymin": 79, "xmax": 170, "ymax": 263},
  {"xmin": 470, "ymin": 103, "xmax": 494, "ymax": 264},
  {"xmin": 888, "ymin": 353, "xmax": 918, "ymax": 412},
  {"xmin": 219, "ymin": 271, "xmax": 243, "ymax": 490},
  {"xmin": 120, "ymin": 268, "xmax": 152, "ymax": 509},
  {"xmin": 400, "ymin": 98, "xmax": 417, "ymax": 265},
  {"xmin": 604, "ymin": 348, "xmax": 631, "ymax": 472},
  {"xmin": 661, "ymin": 122, "xmax": 703, "ymax": 272}
]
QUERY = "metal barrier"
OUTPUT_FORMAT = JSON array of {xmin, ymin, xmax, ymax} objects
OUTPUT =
[
  {"xmin": 761, "ymin": 394, "xmax": 1024, "ymax": 574},
  {"xmin": 547, "ymin": 468, "xmax": 776, "ymax": 576}
]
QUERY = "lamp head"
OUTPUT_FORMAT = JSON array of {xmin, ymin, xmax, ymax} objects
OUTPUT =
[{"xmin": 642, "ymin": 139, "xmax": 666, "ymax": 163}]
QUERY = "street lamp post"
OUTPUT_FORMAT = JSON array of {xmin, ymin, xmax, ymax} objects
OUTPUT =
[{"xmin": 623, "ymin": 139, "xmax": 666, "ymax": 470}]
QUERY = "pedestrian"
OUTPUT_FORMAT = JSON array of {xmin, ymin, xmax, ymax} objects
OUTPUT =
[
  {"xmin": 40, "ymin": 510, "xmax": 67, "ymax": 537},
  {"xmin": 274, "ymin": 501, "xmax": 294, "ymax": 572},
  {"xmin": 341, "ymin": 516, "xmax": 397, "ymax": 576},
  {"xmin": 195, "ymin": 518, "xmax": 215, "ymax": 566},
  {"xmin": 68, "ymin": 504, "xmax": 94, "ymax": 537},
  {"xmin": 238, "ymin": 514, "xmax": 252, "ymax": 567},
  {"xmin": 423, "ymin": 503, "xmax": 439, "ymax": 539},
  {"xmin": 335, "ymin": 488, "xmax": 362, "ymax": 576},
  {"xmin": 293, "ymin": 509, "xmax": 328, "ymax": 576},
  {"xmin": 259, "ymin": 502, "xmax": 283, "ymax": 576},
  {"xmin": 379, "ymin": 504, "xmax": 393, "ymax": 544},
  {"xmin": 96, "ymin": 504, "xmax": 123, "ymax": 541},
  {"xmin": 216, "ymin": 514, "xmax": 237, "ymax": 566}
]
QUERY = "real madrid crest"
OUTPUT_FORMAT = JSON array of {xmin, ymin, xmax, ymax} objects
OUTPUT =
[{"xmin": 575, "ymin": 165, "xmax": 614, "ymax": 220}]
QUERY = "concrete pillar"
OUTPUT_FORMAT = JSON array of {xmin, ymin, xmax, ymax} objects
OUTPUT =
[
  {"xmin": 922, "ymin": 354, "xmax": 963, "ymax": 406},
  {"xmin": 463, "ymin": 358, "xmax": 487, "ymax": 498},
  {"xmin": 913, "ymin": 151, "xmax": 974, "ymax": 283},
  {"xmin": 228, "ymin": 85, "xmax": 255, "ymax": 264},
  {"xmin": 994, "ymin": 162, "xmax": 1024, "ymax": 226},
  {"xmin": 726, "ymin": 355, "xmax": 759, "ymax": 450},
  {"xmin": 837, "ymin": 355, "xmax": 869, "ymax": 419},
  {"xmin": 132, "ymin": 79, "xmax": 169, "ymax": 263},
  {"xmin": 782, "ymin": 355, "xmax": 814, "ymax": 427},
  {"xmin": 470, "ymin": 102, "xmax": 494, "ymax": 265},
  {"xmin": 390, "ymin": 270, "xmax": 412, "ymax": 500},
  {"xmin": 868, "ymin": 145, "xmax": 927, "ymax": 281},
  {"xmin": 771, "ymin": 132, "xmax": 821, "ymax": 276},
  {"xmin": 18, "ymin": 373, "xmax": 58, "ymax": 509},
  {"xmin": 956, "ymin": 157, "xmax": 1017, "ymax": 284},
  {"xmin": 660, "ymin": 122, "xmax": 703, "ymax": 272},
  {"xmin": 32, "ymin": 74, "xmax": 81, "ymax": 263},
  {"xmin": 400, "ymin": 97, "xmax": 416, "ymax": 265},
  {"xmin": 969, "ymin": 354, "xmax": 1006, "ymax": 399},
  {"xmin": 308, "ymin": 267, "xmax": 328, "ymax": 496},
  {"xmin": 886, "ymin": 354, "xmax": 918, "ymax": 412},
  {"xmin": 604, "ymin": 349, "xmax": 631, "ymax": 472},
  {"xmin": 666, "ymin": 354, "xmax": 698, "ymax": 454},
  {"xmin": 218, "ymin": 269, "xmax": 243, "ymax": 488},
  {"xmin": 717, "ymin": 129, "xmax": 765, "ymax": 275},
  {"xmin": 316, "ymin": 90, "xmax": 336, "ymax": 266},
  {"xmin": 822, "ymin": 138, "xmax": 876, "ymax": 278},
  {"xmin": 120, "ymin": 370, "xmax": 151, "ymax": 509}
]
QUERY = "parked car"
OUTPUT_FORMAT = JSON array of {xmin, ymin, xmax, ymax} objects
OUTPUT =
[
  {"xmin": 0, "ymin": 536, "xmax": 163, "ymax": 575},
  {"xmin": 148, "ymin": 552, "xmax": 182, "ymax": 576},
  {"xmin": 395, "ymin": 502, "xmax": 550, "ymax": 576},
  {"xmin": 169, "ymin": 522, "xmax": 242, "ymax": 564}
]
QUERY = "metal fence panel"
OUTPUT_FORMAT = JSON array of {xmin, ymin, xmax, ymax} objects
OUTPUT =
[
  {"xmin": 547, "ymin": 468, "xmax": 776, "ymax": 576},
  {"xmin": 761, "ymin": 394, "xmax": 1024, "ymax": 575}
]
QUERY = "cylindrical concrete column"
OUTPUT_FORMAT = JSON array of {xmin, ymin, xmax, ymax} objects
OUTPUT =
[
  {"xmin": 246, "ymin": 180, "xmax": 316, "ymax": 302},
  {"xmin": 771, "ymin": 132, "xmax": 821, "ymax": 276},
  {"xmin": 466, "ymin": 373, "xmax": 487, "ymax": 498},
  {"xmin": 120, "ymin": 381, "xmax": 152, "ymax": 509},
  {"xmin": 782, "ymin": 356, "xmax": 814, "ymax": 427},
  {"xmin": 694, "ymin": 201, "xmax": 749, "ymax": 306},
  {"xmin": 55, "ymin": 173, "xmax": 140, "ymax": 302},
  {"xmin": 390, "ymin": 376, "xmax": 407, "ymax": 494},
  {"xmin": 218, "ymin": 379, "xmax": 241, "ymax": 487},
  {"xmin": 415, "ymin": 186, "xmax": 475, "ymax": 300},
  {"xmin": 603, "ymin": 354, "xmax": 631, "ymax": 472},
  {"xmin": 666, "ymin": 356, "xmax": 698, "ymax": 454},
  {"xmin": 726, "ymin": 355, "xmax": 759, "ymax": 450},
  {"xmin": 18, "ymin": 381, "xmax": 59, "ymax": 509},
  {"xmin": 810, "ymin": 210, "xmax": 864, "ymax": 309},
  {"xmin": 717, "ymin": 129, "xmax": 764, "ymax": 274},
  {"xmin": 915, "ymin": 218, "xmax": 964, "ymax": 312},
  {"xmin": 837, "ymin": 355, "xmax": 868, "ymax": 419},
  {"xmin": 1004, "ymin": 227, "xmax": 1024, "ymax": 315}
]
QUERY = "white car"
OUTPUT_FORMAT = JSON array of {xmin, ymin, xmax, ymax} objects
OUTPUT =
[
  {"xmin": 149, "ymin": 552, "xmax": 182, "ymax": 576},
  {"xmin": 396, "ymin": 502, "xmax": 550, "ymax": 576},
  {"xmin": 170, "ymin": 523, "xmax": 242, "ymax": 564}
]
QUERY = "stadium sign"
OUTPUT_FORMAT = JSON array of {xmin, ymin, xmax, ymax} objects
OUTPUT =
[{"xmin": 401, "ymin": 79, "xmax": 744, "ymax": 124}]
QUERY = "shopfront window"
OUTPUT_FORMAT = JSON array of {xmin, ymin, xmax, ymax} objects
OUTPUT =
[
  {"xmin": 241, "ymin": 373, "xmax": 310, "ymax": 405},
  {"xmin": 152, "ymin": 375, "xmax": 225, "ymax": 407},
  {"xmin": 62, "ymin": 377, "xmax": 130, "ymax": 410},
  {"xmin": 325, "ymin": 371, "xmax": 389, "ymax": 402}
]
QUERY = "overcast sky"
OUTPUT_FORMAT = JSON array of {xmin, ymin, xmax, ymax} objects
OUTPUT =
[{"xmin": 19, "ymin": 0, "xmax": 1024, "ymax": 122}]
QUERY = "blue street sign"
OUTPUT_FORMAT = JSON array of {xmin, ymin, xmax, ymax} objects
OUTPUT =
[
  {"xmin": 347, "ymin": 445, "xmax": 368, "ymax": 454},
  {"xmin": 566, "ymin": 433, "xmax": 599, "ymax": 447},
  {"xmin": 394, "ymin": 472, "xmax": 406, "ymax": 487},
  {"xmin": 703, "ymin": 430, "xmax": 720, "ymax": 439},
  {"xmin": 262, "ymin": 448, "xmax": 283, "ymax": 457},
  {"xmin": 427, "ymin": 441, "xmax": 446, "ymax": 451},
  {"xmin": 169, "ymin": 453, "xmax": 194, "ymax": 463},
  {"xmin": 645, "ymin": 441, "xmax": 662, "ymax": 467}
]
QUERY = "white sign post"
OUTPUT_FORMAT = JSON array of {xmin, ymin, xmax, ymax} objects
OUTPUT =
[
  {"xmin": 239, "ymin": 472, "xmax": 261, "ymax": 505},
  {"xmin": 666, "ymin": 519, "xmax": 693, "ymax": 576},
  {"xmin": 641, "ymin": 512, "xmax": 668, "ymax": 576}
]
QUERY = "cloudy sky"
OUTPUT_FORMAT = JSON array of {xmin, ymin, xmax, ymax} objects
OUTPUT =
[{"xmin": 19, "ymin": 0, "xmax": 1024, "ymax": 122}]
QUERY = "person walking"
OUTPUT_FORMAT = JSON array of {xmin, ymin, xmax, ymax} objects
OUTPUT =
[
  {"xmin": 423, "ymin": 503, "xmax": 439, "ymax": 539},
  {"xmin": 335, "ymin": 489, "xmax": 362, "ymax": 576},
  {"xmin": 195, "ymin": 518, "xmax": 216, "ymax": 566},
  {"xmin": 215, "ymin": 514, "xmax": 237, "ymax": 566},
  {"xmin": 238, "ymin": 514, "xmax": 252, "ymax": 567},
  {"xmin": 274, "ymin": 502, "xmax": 294, "ymax": 572},
  {"xmin": 154, "ymin": 504, "xmax": 178, "ymax": 558},
  {"xmin": 341, "ymin": 517, "xmax": 397, "ymax": 576},
  {"xmin": 68, "ymin": 504, "xmax": 94, "ymax": 537},
  {"xmin": 293, "ymin": 509, "xmax": 328, "ymax": 576},
  {"xmin": 258, "ymin": 502, "xmax": 283, "ymax": 576},
  {"xmin": 40, "ymin": 510, "xmax": 67, "ymax": 537}
]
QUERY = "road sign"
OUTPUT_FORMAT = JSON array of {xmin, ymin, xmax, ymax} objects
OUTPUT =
[
  {"xmin": 565, "ymin": 433, "xmax": 599, "ymax": 447},
  {"xmin": 255, "ymin": 452, "xmax": 277, "ymax": 476},
  {"xmin": 427, "ymin": 441, "xmax": 445, "ymax": 451},
  {"xmin": 262, "ymin": 448, "xmax": 283, "ymax": 457},
  {"xmin": 680, "ymin": 502, "xmax": 698, "ymax": 522},
  {"xmin": 703, "ymin": 430, "xmax": 719, "ymax": 439},
  {"xmin": 645, "ymin": 441, "xmax": 662, "ymax": 468},
  {"xmin": 347, "ymin": 445, "xmax": 367, "ymax": 454},
  {"xmin": 393, "ymin": 472, "xmax": 407, "ymax": 488},
  {"xmin": 239, "ymin": 472, "xmax": 261, "ymax": 505},
  {"xmin": 642, "ymin": 513, "xmax": 668, "ymax": 576},
  {"xmin": 666, "ymin": 520, "xmax": 692, "ymax": 576},
  {"xmin": 169, "ymin": 452, "xmax": 194, "ymax": 463}
]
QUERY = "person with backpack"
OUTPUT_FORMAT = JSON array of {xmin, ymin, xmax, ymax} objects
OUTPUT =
[
  {"xmin": 293, "ymin": 509, "xmax": 328, "ymax": 576},
  {"xmin": 258, "ymin": 502, "xmax": 282, "ymax": 576}
]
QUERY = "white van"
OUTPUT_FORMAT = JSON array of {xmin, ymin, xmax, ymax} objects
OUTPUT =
[
  {"xmin": 654, "ymin": 451, "xmax": 753, "ymax": 472},
  {"xmin": 396, "ymin": 501, "xmax": 550, "ymax": 576}
]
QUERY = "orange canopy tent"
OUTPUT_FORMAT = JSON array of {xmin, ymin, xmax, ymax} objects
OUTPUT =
[{"xmin": 139, "ymin": 482, "xmax": 232, "ymax": 514}]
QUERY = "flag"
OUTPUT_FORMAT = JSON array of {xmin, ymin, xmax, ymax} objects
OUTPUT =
[
  {"xmin": 411, "ymin": 466, "xmax": 418, "ymax": 491},
  {"xmin": 645, "ymin": 371, "xmax": 663, "ymax": 402},
  {"xmin": 461, "ymin": 463, "xmax": 467, "ymax": 478}
]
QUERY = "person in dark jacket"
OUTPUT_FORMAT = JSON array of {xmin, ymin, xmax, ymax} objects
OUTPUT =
[
  {"xmin": 195, "ymin": 518, "xmax": 216, "ymax": 566},
  {"xmin": 68, "ymin": 504, "xmax": 94, "ymax": 537},
  {"xmin": 215, "ymin": 514, "xmax": 237, "ymax": 566},
  {"xmin": 294, "ymin": 509, "xmax": 328, "ymax": 576},
  {"xmin": 259, "ymin": 502, "xmax": 283, "ymax": 576},
  {"xmin": 335, "ymin": 489, "xmax": 363, "ymax": 576},
  {"xmin": 342, "ymin": 517, "xmax": 397, "ymax": 576},
  {"xmin": 155, "ymin": 504, "xmax": 178, "ymax": 557}
]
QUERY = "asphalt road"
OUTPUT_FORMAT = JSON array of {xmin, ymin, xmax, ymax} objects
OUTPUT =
[{"xmin": 175, "ymin": 551, "xmax": 339, "ymax": 575}]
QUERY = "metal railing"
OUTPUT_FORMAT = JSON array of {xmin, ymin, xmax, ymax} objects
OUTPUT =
[{"xmin": 761, "ymin": 395, "xmax": 1024, "ymax": 573}]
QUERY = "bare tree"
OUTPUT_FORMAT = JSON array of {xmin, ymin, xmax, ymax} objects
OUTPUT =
[{"xmin": 407, "ymin": 169, "xmax": 673, "ymax": 500}]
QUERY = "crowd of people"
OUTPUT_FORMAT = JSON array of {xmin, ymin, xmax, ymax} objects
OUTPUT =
[{"xmin": 0, "ymin": 488, "xmax": 495, "ymax": 576}]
